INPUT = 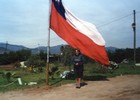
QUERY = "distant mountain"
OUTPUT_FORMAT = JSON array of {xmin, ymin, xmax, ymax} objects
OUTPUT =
[
  {"xmin": 51, "ymin": 45, "xmax": 64, "ymax": 54},
  {"xmin": 106, "ymin": 46, "xmax": 118, "ymax": 52},
  {"xmin": 0, "ymin": 43, "xmax": 28, "ymax": 52},
  {"xmin": 0, "ymin": 42, "xmax": 118, "ymax": 54},
  {"xmin": 31, "ymin": 46, "xmax": 47, "ymax": 54},
  {"xmin": 0, "ymin": 42, "xmax": 64, "ymax": 54},
  {"xmin": 31, "ymin": 45, "xmax": 64, "ymax": 54}
]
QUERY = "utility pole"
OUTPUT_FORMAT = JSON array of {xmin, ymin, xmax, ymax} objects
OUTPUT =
[
  {"xmin": 132, "ymin": 10, "xmax": 136, "ymax": 67},
  {"xmin": 5, "ymin": 41, "xmax": 8, "ymax": 53}
]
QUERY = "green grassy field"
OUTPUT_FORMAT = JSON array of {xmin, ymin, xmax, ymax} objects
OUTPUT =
[{"xmin": 0, "ymin": 63, "xmax": 140, "ymax": 92}]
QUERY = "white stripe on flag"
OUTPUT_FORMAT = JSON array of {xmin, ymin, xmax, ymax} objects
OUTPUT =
[{"xmin": 64, "ymin": 6, "xmax": 105, "ymax": 46}]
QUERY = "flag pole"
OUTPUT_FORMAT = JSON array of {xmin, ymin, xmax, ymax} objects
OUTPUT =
[{"xmin": 46, "ymin": 0, "xmax": 52, "ymax": 85}]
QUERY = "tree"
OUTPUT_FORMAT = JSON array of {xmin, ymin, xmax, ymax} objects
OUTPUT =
[
  {"xmin": 107, "ymin": 48, "xmax": 140, "ymax": 63},
  {"xmin": 136, "ymin": 48, "xmax": 140, "ymax": 62},
  {"xmin": 16, "ymin": 49, "xmax": 31, "ymax": 61},
  {"xmin": 25, "ymin": 55, "xmax": 45, "ymax": 72},
  {"xmin": 63, "ymin": 45, "xmax": 74, "ymax": 66},
  {"xmin": 39, "ymin": 50, "xmax": 47, "ymax": 61},
  {"xmin": 8, "ymin": 51, "xmax": 18, "ymax": 63}
]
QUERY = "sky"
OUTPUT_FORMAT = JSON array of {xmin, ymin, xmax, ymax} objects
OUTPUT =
[{"xmin": 0, "ymin": 0, "xmax": 140, "ymax": 48}]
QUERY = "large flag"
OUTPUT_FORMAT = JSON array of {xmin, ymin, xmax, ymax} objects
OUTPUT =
[{"xmin": 50, "ymin": 0, "xmax": 109, "ymax": 65}]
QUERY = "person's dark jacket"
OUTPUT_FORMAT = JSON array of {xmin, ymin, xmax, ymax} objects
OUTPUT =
[{"xmin": 72, "ymin": 54, "xmax": 84, "ymax": 67}]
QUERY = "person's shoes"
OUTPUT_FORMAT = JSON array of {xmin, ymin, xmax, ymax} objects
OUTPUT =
[
  {"xmin": 76, "ymin": 84, "xmax": 80, "ymax": 89},
  {"xmin": 80, "ymin": 82, "xmax": 88, "ymax": 87}
]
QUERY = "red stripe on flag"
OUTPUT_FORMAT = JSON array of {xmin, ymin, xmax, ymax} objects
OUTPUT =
[{"xmin": 50, "ymin": 3, "xmax": 109, "ymax": 65}]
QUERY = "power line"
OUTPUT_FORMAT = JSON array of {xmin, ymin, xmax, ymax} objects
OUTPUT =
[
  {"xmin": 97, "ymin": 13, "xmax": 133, "ymax": 28},
  {"xmin": 49, "ymin": 12, "xmax": 137, "ymax": 43}
]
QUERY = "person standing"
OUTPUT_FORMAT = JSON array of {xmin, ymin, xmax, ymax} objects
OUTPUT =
[{"xmin": 72, "ymin": 49, "xmax": 84, "ymax": 88}]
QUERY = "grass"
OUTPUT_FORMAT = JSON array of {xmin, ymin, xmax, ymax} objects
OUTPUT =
[
  {"xmin": 85, "ymin": 63, "xmax": 140, "ymax": 76},
  {"xmin": 0, "ymin": 63, "xmax": 140, "ymax": 92}
]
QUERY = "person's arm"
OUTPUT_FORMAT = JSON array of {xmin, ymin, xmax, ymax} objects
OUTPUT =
[
  {"xmin": 79, "ymin": 55, "xmax": 84, "ymax": 65},
  {"xmin": 81, "ymin": 55, "xmax": 85, "ymax": 64},
  {"xmin": 71, "ymin": 56, "xmax": 75, "ymax": 65}
]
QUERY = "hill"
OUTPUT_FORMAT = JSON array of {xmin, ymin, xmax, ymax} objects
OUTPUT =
[
  {"xmin": 106, "ymin": 46, "xmax": 118, "ymax": 52},
  {"xmin": 0, "ymin": 42, "xmax": 64, "ymax": 54},
  {"xmin": 31, "ymin": 45, "xmax": 63, "ymax": 54},
  {"xmin": 0, "ymin": 43, "xmax": 28, "ymax": 51},
  {"xmin": 0, "ymin": 42, "xmax": 118, "ymax": 54}
]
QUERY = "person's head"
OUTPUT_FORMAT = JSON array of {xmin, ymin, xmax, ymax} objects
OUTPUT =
[{"xmin": 75, "ymin": 49, "xmax": 80, "ymax": 55}]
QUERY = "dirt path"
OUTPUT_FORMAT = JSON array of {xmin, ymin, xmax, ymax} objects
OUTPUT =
[{"xmin": 0, "ymin": 75, "xmax": 140, "ymax": 100}]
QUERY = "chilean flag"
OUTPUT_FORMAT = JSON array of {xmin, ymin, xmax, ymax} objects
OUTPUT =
[{"xmin": 50, "ymin": 0, "xmax": 109, "ymax": 65}]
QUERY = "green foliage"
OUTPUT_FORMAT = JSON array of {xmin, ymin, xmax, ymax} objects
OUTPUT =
[
  {"xmin": 0, "ymin": 62, "xmax": 140, "ymax": 92},
  {"xmin": 84, "ymin": 63, "xmax": 140, "ymax": 78},
  {"xmin": 136, "ymin": 48, "xmax": 140, "ymax": 62},
  {"xmin": 60, "ymin": 45, "xmax": 75, "ymax": 66},
  {"xmin": 0, "ymin": 49, "xmax": 31, "ymax": 65},
  {"xmin": 25, "ymin": 55, "xmax": 45, "ymax": 68},
  {"xmin": 1, "ymin": 72, "xmax": 12, "ymax": 82},
  {"xmin": 39, "ymin": 50, "xmax": 47, "ymax": 61},
  {"xmin": 0, "ymin": 52, "xmax": 18, "ymax": 64},
  {"xmin": 49, "ymin": 66, "xmax": 58, "ymax": 75},
  {"xmin": 108, "ymin": 48, "xmax": 140, "ymax": 63},
  {"xmin": 63, "ymin": 47, "xmax": 73, "ymax": 66},
  {"xmin": 16, "ymin": 49, "xmax": 31, "ymax": 61},
  {"xmin": 0, "ymin": 53, "xmax": 9, "ymax": 65}
]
